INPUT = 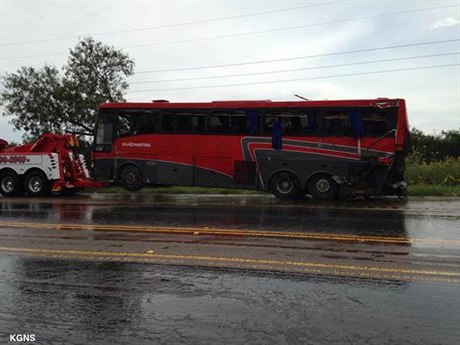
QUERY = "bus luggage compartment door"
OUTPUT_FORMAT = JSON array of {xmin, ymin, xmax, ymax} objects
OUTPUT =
[
  {"xmin": 156, "ymin": 155, "xmax": 194, "ymax": 186},
  {"xmin": 232, "ymin": 161, "xmax": 257, "ymax": 186}
]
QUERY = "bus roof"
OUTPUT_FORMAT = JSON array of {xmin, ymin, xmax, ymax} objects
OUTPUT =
[{"xmin": 99, "ymin": 98, "xmax": 405, "ymax": 110}]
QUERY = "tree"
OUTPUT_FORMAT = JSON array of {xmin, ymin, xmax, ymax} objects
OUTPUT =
[
  {"xmin": 1, "ymin": 37, "xmax": 134, "ymax": 139},
  {"xmin": 409, "ymin": 128, "xmax": 460, "ymax": 162}
]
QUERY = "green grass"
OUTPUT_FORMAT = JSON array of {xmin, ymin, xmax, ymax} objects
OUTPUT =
[
  {"xmin": 406, "ymin": 158, "xmax": 460, "ymax": 186},
  {"xmin": 404, "ymin": 158, "xmax": 460, "ymax": 196},
  {"xmin": 407, "ymin": 184, "xmax": 460, "ymax": 197}
]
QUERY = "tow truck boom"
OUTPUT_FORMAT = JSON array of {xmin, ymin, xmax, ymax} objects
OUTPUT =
[{"xmin": 0, "ymin": 133, "xmax": 105, "ymax": 197}]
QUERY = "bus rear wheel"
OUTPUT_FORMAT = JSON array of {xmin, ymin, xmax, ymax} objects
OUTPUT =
[
  {"xmin": 0, "ymin": 171, "xmax": 24, "ymax": 197},
  {"xmin": 120, "ymin": 165, "xmax": 143, "ymax": 191},
  {"xmin": 24, "ymin": 170, "xmax": 51, "ymax": 196},
  {"xmin": 307, "ymin": 174, "xmax": 339, "ymax": 200},
  {"xmin": 270, "ymin": 172, "xmax": 301, "ymax": 201}
]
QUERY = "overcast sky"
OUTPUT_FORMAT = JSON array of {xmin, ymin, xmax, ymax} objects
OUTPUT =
[{"xmin": 1, "ymin": 0, "xmax": 459, "ymax": 142}]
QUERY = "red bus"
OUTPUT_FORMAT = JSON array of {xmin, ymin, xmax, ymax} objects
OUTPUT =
[{"xmin": 92, "ymin": 98, "xmax": 410, "ymax": 200}]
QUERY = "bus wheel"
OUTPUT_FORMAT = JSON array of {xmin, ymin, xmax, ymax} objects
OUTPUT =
[
  {"xmin": 307, "ymin": 174, "xmax": 338, "ymax": 200},
  {"xmin": 120, "ymin": 165, "xmax": 143, "ymax": 191},
  {"xmin": 0, "ymin": 171, "xmax": 24, "ymax": 197},
  {"xmin": 24, "ymin": 170, "xmax": 51, "ymax": 196},
  {"xmin": 270, "ymin": 172, "xmax": 301, "ymax": 200}
]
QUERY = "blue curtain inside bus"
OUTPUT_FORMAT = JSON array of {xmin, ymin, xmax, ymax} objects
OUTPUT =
[
  {"xmin": 246, "ymin": 110, "xmax": 258, "ymax": 135},
  {"xmin": 272, "ymin": 118, "xmax": 283, "ymax": 150},
  {"xmin": 348, "ymin": 109, "xmax": 365, "ymax": 139}
]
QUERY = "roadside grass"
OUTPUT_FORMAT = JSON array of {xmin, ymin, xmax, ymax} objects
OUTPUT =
[
  {"xmin": 407, "ymin": 184, "xmax": 460, "ymax": 197},
  {"xmin": 405, "ymin": 158, "xmax": 460, "ymax": 186},
  {"xmin": 404, "ymin": 158, "xmax": 460, "ymax": 196}
]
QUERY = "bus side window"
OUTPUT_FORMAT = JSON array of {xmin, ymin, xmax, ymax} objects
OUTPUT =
[
  {"xmin": 137, "ymin": 115, "xmax": 160, "ymax": 134},
  {"xmin": 209, "ymin": 115, "xmax": 231, "ymax": 133},
  {"xmin": 161, "ymin": 114, "xmax": 178, "ymax": 132},
  {"xmin": 262, "ymin": 115, "xmax": 274, "ymax": 133},
  {"xmin": 320, "ymin": 111, "xmax": 352, "ymax": 136},
  {"xmin": 192, "ymin": 115, "xmax": 206, "ymax": 133},
  {"xmin": 118, "ymin": 114, "xmax": 134, "ymax": 137},
  {"xmin": 231, "ymin": 115, "xmax": 248, "ymax": 134},
  {"xmin": 363, "ymin": 110, "xmax": 389, "ymax": 136},
  {"xmin": 177, "ymin": 115, "xmax": 193, "ymax": 132},
  {"xmin": 284, "ymin": 116, "xmax": 313, "ymax": 135}
]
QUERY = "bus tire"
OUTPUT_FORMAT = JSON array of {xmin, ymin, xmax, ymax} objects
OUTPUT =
[
  {"xmin": 120, "ymin": 165, "xmax": 143, "ymax": 191},
  {"xmin": 270, "ymin": 171, "xmax": 301, "ymax": 201},
  {"xmin": 307, "ymin": 174, "xmax": 339, "ymax": 200},
  {"xmin": 24, "ymin": 170, "xmax": 51, "ymax": 196},
  {"xmin": 0, "ymin": 171, "xmax": 24, "ymax": 197}
]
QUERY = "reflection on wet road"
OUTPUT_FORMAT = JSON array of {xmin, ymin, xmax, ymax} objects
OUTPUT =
[
  {"xmin": 1, "ymin": 256, "xmax": 459, "ymax": 345},
  {"xmin": 0, "ymin": 194, "xmax": 459, "ymax": 344}
]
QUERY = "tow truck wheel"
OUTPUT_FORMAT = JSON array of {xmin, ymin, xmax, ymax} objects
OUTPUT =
[
  {"xmin": 307, "ymin": 174, "xmax": 339, "ymax": 200},
  {"xmin": 120, "ymin": 165, "xmax": 143, "ymax": 191},
  {"xmin": 0, "ymin": 171, "xmax": 24, "ymax": 197},
  {"xmin": 24, "ymin": 171, "xmax": 51, "ymax": 196},
  {"xmin": 270, "ymin": 171, "xmax": 301, "ymax": 200}
]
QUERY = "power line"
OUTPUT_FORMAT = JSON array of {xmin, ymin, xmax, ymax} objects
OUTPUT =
[
  {"xmin": 1, "ymin": 1, "xmax": 342, "ymax": 47},
  {"xmin": 124, "ymin": 4, "xmax": 458, "ymax": 49},
  {"xmin": 129, "ymin": 52, "xmax": 459, "ymax": 84},
  {"xmin": 1, "ymin": 5, "xmax": 457, "ymax": 62},
  {"xmin": 127, "ymin": 64, "xmax": 460, "ymax": 93},
  {"xmin": 135, "ymin": 39, "xmax": 460, "ymax": 74}
]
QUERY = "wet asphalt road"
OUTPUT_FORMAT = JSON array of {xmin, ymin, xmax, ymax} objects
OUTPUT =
[{"xmin": 0, "ymin": 194, "xmax": 459, "ymax": 344}]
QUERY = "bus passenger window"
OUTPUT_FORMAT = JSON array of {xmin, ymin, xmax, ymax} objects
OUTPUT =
[
  {"xmin": 160, "ymin": 113, "xmax": 206, "ymax": 134},
  {"xmin": 134, "ymin": 115, "xmax": 155, "ymax": 135},
  {"xmin": 320, "ymin": 112, "xmax": 352, "ymax": 136},
  {"xmin": 209, "ymin": 115, "xmax": 231, "ymax": 133},
  {"xmin": 118, "ymin": 114, "xmax": 134, "ymax": 137},
  {"xmin": 177, "ymin": 115, "xmax": 192, "ymax": 132},
  {"xmin": 192, "ymin": 116, "xmax": 206, "ymax": 133},
  {"xmin": 117, "ymin": 111, "xmax": 160, "ymax": 136},
  {"xmin": 284, "ymin": 116, "xmax": 304, "ymax": 135},
  {"xmin": 363, "ymin": 111, "xmax": 387, "ymax": 136},
  {"xmin": 161, "ymin": 114, "xmax": 178, "ymax": 132},
  {"xmin": 231, "ymin": 116, "xmax": 248, "ymax": 134},
  {"xmin": 262, "ymin": 116, "xmax": 274, "ymax": 133}
]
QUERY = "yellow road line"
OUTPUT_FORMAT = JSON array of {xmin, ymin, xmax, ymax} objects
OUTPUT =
[
  {"xmin": 0, "ymin": 221, "xmax": 459, "ymax": 246},
  {"xmin": 0, "ymin": 246, "xmax": 459, "ymax": 280}
]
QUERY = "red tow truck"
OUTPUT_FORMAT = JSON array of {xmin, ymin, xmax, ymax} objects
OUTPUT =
[{"xmin": 0, "ymin": 133, "xmax": 105, "ymax": 197}]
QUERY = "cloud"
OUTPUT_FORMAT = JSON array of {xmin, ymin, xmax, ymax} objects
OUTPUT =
[{"xmin": 429, "ymin": 17, "xmax": 460, "ymax": 30}]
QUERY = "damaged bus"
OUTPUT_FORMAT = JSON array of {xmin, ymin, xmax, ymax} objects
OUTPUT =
[{"xmin": 92, "ymin": 98, "xmax": 410, "ymax": 200}]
